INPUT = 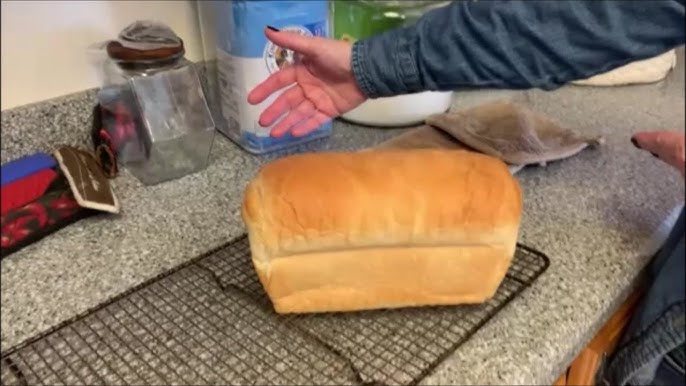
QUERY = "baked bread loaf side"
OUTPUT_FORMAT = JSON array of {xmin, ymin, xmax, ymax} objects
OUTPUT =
[{"xmin": 241, "ymin": 149, "xmax": 523, "ymax": 314}]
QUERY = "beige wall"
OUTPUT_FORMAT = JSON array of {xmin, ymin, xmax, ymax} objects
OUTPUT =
[{"xmin": 1, "ymin": 0, "xmax": 205, "ymax": 111}]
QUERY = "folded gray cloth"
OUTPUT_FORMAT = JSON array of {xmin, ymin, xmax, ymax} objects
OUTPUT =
[{"xmin": 375, "ymin": 101, "xmax": 604, "ymax": 174}]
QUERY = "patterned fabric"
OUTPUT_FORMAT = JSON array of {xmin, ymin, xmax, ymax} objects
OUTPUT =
[
  {"xmin": 0, "ymin": 175, "xmax": 93, "ymax": 258},
  {"xmin": 1, "ymin": 168, "xmax": 58, "ymax": 215},
  {"xmin": 93, "ymin": 87, "xmax": 147, "ymax": 169},
  {"xmin": 1, "ymin": 152, "xmax": 56, "ymax": 187},
  {"xmin": 91, "ymin": 104, "xmax": 119, "ymax": 178}
]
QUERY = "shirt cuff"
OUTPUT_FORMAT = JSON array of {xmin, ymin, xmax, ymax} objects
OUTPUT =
[{"xmin": 351, "ymin": 26, "xmax": 422, "ymax": 99}]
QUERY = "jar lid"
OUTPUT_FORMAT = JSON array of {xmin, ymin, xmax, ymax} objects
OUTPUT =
[
  {"xmin": 106, "ymin": 39, "xmax": 185, "ymax": 64},
  {"xmin": 106, "ymin": 20, "xmax": 185, "ymax": 64}
]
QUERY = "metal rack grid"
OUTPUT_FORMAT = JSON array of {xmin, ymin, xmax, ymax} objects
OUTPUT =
[{"xmin": 1, "ymin": 236, "xmax": 549, "ymax": 386}]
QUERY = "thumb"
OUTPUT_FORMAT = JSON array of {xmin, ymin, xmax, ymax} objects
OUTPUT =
[
  {"xmin": 265, "ymin": 26, "xmax": 315, "ymax": 55},
  {"xmin": 632, "ymin": 130, "xmax": 685, "ymax": 176}
]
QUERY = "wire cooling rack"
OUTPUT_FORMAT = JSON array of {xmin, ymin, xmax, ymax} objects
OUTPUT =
[{"xmin": 1, "ymin": 236, "xmax": 549, "ymax": 386}]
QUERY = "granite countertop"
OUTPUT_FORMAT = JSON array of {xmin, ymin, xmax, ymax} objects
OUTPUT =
[{"xmin": 1, "ymin": 50, "xmax": 684, "ymax": 384}]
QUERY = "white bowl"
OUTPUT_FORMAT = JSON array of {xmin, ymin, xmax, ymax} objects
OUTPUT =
[{"xmin": 341, "ymin": 91, "xmax": 453, "ymax": 127}]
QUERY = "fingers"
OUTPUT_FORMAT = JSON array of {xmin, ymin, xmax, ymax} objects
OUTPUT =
[
  {"xmin": 247, "ymin": 66, "xmax": 296, "ymax": 105},
  {"xmin": 259, "ymin": 86, "xmax": 305, "ymax": 127},
  {"xmin": 264, "ymin": 27, "xmax": 316, "ymax": 56},
  {"xmin": 270, "ymin": 100, "xmax": 317, "ymax": 138},
  {"xmin": 631, "ymin": 131, "xmax": 684, "ymax": 158},
  {"xmin": 290, "ymin": 112, "xmax": 331, "ymax": 137},
  {"xmin": 248, "ymin": 28, "xmax": 319, "ymax": 105},
  {"xmin": 631, "ymin": 130, "xmax": 685, "ymax": 176}
]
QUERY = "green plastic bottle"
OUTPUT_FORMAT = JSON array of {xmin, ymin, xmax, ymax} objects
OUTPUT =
[
  {"xmin": 331, "ymin": 0, "xmax": 454, "ymax": 127},
  {"xmin": 331, "ymin": 1, "xmax": 449, "ymax": 43}
]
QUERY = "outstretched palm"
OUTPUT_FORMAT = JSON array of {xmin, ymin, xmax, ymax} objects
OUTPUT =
[{"xmin": 248, "ymin": 28, "xmax": 367, "ymax": 138}]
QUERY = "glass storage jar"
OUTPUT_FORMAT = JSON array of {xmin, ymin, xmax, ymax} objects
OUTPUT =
[{"xmin": 96, "ymin": 40, "xmax": 216, "ymax": 186}]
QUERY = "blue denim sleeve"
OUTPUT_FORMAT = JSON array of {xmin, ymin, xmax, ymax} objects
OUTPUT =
[{"xmin": 351, "ymin": 0, "xmax": 685, "ymax": 98}]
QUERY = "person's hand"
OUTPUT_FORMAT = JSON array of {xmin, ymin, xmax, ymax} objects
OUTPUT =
[
  {"xmin": 247, "ymin": 27, "xmax": 367, "ymax": 138},
  {"xmin": 631, "ymin": 130, "xmax": 685, "ymax": 177}
]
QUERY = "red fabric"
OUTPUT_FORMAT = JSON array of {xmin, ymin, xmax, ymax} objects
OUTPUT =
[
  {"xmin": 1, "ymin": 188, "xmax": 81, "ymax": 251},
  {"xmin": 1, "ymin": 168, "xmax": 58, "ymax": 215}
]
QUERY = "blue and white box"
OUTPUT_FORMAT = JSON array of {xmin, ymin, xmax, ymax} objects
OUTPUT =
[{"xmin": 215, "ymin": 0, "xmax": 333, "ymax": 154}]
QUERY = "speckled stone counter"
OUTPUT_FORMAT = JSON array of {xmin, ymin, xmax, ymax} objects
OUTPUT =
[
  {"xmin": 0, "ymin": 118, "xmax": 404, "ymax": 352},
  {"xmin": 2, "ymin": 50, "xmax": 684, "ymax": 384},
  {"xmin": 421, "ymin": 76, "xmax": 685, "ymax": 384}
]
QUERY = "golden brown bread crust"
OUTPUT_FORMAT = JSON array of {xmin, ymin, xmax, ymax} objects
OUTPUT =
[{"xmin": 242, "ymin": 149, "xmax": 523, "ymax": 313}]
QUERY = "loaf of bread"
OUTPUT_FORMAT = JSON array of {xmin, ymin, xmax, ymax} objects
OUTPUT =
[{"xmin": 241, "ymin": 149, "xmax": 523, "ymax": 314}]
